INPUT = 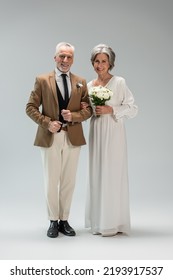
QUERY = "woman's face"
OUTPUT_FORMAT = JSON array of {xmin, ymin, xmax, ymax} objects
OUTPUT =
[{"xmin": 93, "ymin": 53, "xmax": 110, "ymax": 75}]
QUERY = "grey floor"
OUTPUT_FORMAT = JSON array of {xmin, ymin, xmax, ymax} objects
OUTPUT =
[
  {"xmin": 0, "ymin": 193, "xmax": 172, "ymax": 260},
  {"xmin": 0, "ymin": 145, "xmax": 172, "ymax": 260}
]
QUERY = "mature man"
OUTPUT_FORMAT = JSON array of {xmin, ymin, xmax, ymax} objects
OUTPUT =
[{"xmin": 26, "ymin": 42, "xmax": 92, "ymax": 238}]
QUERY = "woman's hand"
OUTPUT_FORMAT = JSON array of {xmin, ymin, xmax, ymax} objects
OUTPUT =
[
  {"xmin": 95, "ymin": 105, "xmax": 113, "ymax": 115},
  {"xmin": 81, "ymin": 102, "xmax": 89, "ymax": 109}
]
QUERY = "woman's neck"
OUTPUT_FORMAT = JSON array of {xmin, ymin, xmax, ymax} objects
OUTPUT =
[{"xmin": 94, "ymin": 73, "xmax": 113, "ymax": 87}]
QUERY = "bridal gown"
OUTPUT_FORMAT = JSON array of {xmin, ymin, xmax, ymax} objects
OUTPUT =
[{"xmin": 85, "ymin": 76, "xmax": 138, "ymax": 236}]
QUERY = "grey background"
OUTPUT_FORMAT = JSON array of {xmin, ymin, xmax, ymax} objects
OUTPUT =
[{"xmin": 0, "ymin": 0, "xmax": 172, "ymax": 259}]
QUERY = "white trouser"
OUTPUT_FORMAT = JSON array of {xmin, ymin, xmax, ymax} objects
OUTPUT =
[{"xmin": 40, "ymin": 131, "xmax": 81, "ymax": 221}]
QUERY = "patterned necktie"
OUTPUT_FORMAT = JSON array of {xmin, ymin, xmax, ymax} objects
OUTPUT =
[{"xmin": 61, "ymin": 73, "xmax": 69, "ymax": 102}]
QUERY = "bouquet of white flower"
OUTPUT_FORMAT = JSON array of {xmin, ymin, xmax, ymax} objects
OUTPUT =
[{"xmin": 89, "ymin": 86, "xmax": 113, "ymax": 106}]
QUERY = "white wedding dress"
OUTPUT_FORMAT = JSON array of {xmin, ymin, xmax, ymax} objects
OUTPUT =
[{"xmin": 85, "ymin": 76, "xmax": 138, "ymax": 236}]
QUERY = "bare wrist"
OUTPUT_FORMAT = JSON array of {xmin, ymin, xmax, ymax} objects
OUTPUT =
[{"xmin": 109, "ymin": 106, "xmax": 113, "ymax": 114}]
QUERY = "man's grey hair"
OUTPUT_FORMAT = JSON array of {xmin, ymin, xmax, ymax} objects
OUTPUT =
[{"xmin": 55, "ymin": 42, "xmax": 75, "ymax": 55}]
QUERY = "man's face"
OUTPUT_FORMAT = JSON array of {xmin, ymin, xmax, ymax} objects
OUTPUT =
[{"xmin": 54, "ymin": 46, "xmax": 74, "ymax": 73}]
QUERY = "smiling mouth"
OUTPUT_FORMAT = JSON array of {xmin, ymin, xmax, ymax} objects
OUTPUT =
[
  {"xmin": 61, "ymin": 64, "xmax": 69, "ymax": 68},
  {"xmin": 61, "ymin": 64, "xmax": 69, "ymax": 69}
]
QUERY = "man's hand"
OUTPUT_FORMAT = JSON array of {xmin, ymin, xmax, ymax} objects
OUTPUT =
[
  {"xmin": 61, "ymin": 109, "xmax": 72, "ymax": 122},
  {"xmin": 48, "ymin": 121, "xmax": 62, "ymax": 133}
]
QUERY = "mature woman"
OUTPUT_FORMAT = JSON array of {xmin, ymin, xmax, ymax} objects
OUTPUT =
[{"xmin": 84, "ymin": 44, "xmax": 138, "ymax": 236}]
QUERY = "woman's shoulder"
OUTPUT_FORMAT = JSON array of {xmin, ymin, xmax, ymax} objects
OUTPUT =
[
  {"xmin": 112, "ymin": 75, "xmax": 125, "ymax": 83},
  {"xmin": 87, "ymin": 80, "xmax": 94, "ymax": 89},
  {"xmin": 110, "ymin": 75, "xmax": 127, "ymax": 88}
]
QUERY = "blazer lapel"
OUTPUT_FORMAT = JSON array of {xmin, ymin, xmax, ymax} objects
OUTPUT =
[
  {"xmin": 70, "ymin": 73, "xmax": 78, "ymax": 92},
  {"xmin": 49, "ymin": 71, "xmax": 58, "ymax": 105},
  {"xmin": 68, "ymin": 73, "xmax": 78, "ymax": 107},
  {"xmin": 49, "ymin": 72, "xmax": 80, "ymax": 108}
]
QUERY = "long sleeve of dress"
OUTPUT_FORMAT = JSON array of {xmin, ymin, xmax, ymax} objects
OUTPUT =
[{"xmin": 112, "ymin": 77, "xmax": 138, "ymax": 120}]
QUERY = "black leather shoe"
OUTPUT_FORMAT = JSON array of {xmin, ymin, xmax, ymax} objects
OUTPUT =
[
  {"xmin": 47, "ymin": 221, "xmax": 59, "ymax": 238},
  {"xmin": 59, "ymin": 220, "xmax": 76, "ymax": 236}
]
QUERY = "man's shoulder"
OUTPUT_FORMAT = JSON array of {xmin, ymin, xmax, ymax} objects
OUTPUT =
[
  {"xmin": 70, "ymin": 72, "xmax": 86, "ymax": 82},
  {"xmin": 37, "ymin": 71, "xmax": 55, "ymax": 80}
]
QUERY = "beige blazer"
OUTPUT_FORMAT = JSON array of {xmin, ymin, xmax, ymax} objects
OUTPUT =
[{"xmin": 26, "ymin": 71, "xmax": 92, "ymax": 147}]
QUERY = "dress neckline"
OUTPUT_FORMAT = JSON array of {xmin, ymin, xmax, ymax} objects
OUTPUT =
[{"xmin": 92, "ymin": 76, "xmax": 114, "ymax": 87}]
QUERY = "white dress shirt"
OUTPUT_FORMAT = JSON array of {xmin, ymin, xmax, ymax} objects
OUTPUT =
[{"xmin": 55, "ymin": 68, "xmax": 71, "ymax": 99}]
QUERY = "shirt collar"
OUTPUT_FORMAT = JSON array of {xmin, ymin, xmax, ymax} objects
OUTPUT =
[{"xmin": 55, "ymin": 68, "xmax": 70, "ymax": 78}]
